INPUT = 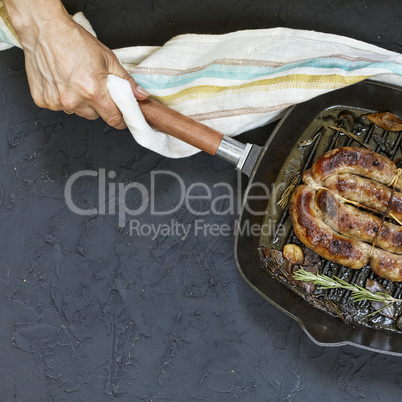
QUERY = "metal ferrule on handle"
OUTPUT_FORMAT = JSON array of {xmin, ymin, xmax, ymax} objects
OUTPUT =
[{"xmin": 215, "ymin": 136, "xmax": 253, "ymax": 170}]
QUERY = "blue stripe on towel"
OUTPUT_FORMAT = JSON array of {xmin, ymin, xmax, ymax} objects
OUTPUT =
[{"xmin": 134, "ymin": 58, "xmax": 402, "ymax": 90}]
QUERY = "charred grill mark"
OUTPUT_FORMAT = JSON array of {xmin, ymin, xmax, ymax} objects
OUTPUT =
[
  {"xmin": 316, "ymin": 189, "xmax": 337, "ymax": 219},
  {"xmin": 391, "ymin": 197, "xmax": 402, "ymax": 213},
  {"xmin": 327, "ymin": 236, "xmax": 356, "ymax": 257},
  {"xmin": 382, "ymin": 229, "xmax": 402, "ymax": 251}
]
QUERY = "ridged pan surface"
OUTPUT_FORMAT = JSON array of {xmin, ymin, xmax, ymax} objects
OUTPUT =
[{"xmin": 235, "ymin": 80, "xmax": 402, "ymax": 356}]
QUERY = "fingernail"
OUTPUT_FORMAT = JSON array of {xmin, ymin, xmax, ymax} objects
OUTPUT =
[{"xmin": 136, "ymin": 86, "xmax": 150, "ymax": 97}]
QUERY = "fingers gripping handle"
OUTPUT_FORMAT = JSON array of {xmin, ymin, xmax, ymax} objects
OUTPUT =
[{"xmin": 107, "ymin": 75, "xmax": 250, "ymax": 164}]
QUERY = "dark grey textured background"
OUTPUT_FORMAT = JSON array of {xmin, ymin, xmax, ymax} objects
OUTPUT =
[{"xmin": 1, "ymin": 1, "xmax": 402, "ymax": 401}]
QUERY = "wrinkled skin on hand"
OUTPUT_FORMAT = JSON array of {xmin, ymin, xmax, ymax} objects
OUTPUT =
[{"xmin": 5, "ymin": 1, "xmax": 148, "ymax": 129}]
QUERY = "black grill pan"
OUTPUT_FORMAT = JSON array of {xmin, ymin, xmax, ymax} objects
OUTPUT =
[{"xmin": 234, "ymin": 80, "xmax": 402, "ymax": 356}]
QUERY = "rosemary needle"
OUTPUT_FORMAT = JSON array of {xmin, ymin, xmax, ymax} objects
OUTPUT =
[{"xmin": 293, "ymin": 268, "xmax": 401, "ymax": 306}]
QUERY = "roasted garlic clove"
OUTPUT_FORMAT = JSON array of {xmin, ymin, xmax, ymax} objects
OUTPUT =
[{"xmin": 283, "ymin": 244, "xmax": 304, "ymax": 265}]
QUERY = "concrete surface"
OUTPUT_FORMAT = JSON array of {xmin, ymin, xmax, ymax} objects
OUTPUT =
[{"xmin": 1, "ymin": 0, "xmax": 402, "ymax": 400}]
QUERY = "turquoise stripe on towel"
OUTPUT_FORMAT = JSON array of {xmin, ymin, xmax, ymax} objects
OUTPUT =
[{"xmin": 134, "ymin": 58, "xmax": 402, "ymax": 90}]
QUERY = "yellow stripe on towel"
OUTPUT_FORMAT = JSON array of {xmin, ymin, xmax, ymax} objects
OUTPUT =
[
  {"xmin": 0, "ymin": 4, "xmax": 19, "ymax": 42},
  {"xmin": 153, "ymin": 74, "xmax": 370, "ymax": 106}
]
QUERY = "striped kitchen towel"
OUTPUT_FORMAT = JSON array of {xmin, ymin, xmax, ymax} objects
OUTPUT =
[{"xmin": 2, "ymin": 7, "xmax": 402, "ymax": 158}]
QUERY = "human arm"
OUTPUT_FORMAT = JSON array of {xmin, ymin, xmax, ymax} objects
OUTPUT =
[{"xmin": 2, "ymin": 0, "xmax": 148, "ymax": 129}]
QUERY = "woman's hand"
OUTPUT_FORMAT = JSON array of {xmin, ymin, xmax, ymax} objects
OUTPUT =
[{"xmin": 4, "ymin": 0, "xmax": 148, "ymax": 129}]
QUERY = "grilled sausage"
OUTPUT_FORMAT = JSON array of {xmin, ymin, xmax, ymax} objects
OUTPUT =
[
  {"xmin": 316, "ymin": 188, "xmax": 402, "ymax": 254},
  {"xmin": 291, "ymin": 185, "xmax": 402, "ymax": 281},
  {"xmin": 322, "ymin": 174, "xmax": 402, "ymax": 223},
  {"xmin": 289, "ymin": 185, "xmax": 371, "ymax": 269},
  {"xmin": 303, "ymin": 146, "xmax": 398, "ymax": 188},
  {"xmin": 371, "ymin": 248, "xmax": 402, "ymax": 282}
]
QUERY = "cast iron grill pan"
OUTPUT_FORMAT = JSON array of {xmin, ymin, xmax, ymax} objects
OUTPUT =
[
  {"xmin": 264, "ymin": 107, "xmax": 402, "ymax": 329},
  {"xmin": 234, "ymin": 80, "xmax": 402, "ymax": 355}
]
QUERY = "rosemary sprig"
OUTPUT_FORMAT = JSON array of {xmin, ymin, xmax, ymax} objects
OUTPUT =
[
  {"xmin": 293, "ymin": 268, "xmax": 401, "ymax": 306},
  {"xmin": 277, "ymin": 173, "xmax": 300, "ymax": 209}
]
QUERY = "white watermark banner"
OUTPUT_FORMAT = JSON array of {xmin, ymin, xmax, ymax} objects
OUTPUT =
[
  {"xmin": 64, "ymin": 169, "xmax": 279, "ymax": 229},
  {"xmin": 128, "ymin": 218, "xmax": 285, "ymax": 240}
]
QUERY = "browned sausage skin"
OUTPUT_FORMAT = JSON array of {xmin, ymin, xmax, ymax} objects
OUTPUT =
[
  {"xmin": 371, "ymin": 249, "xmax": 402, "ymax": 283},
  {"xmin": 322, "ymin": 174, "xmax": 402, "ymax": 223},
  {"xmin": 290, "ymin": 186, "xmax": 402, "ymax": 281},
  {"xmin": 289, "ymin": 185, "xmax": 371, "ymax": 269},
  {"xmin": 304, "ymin": 147, "xmax": 398, "ymax": 188},
  {"xmin": 316, "ymin": 188, "xmax": 402, "ymax": 254},
  {"xmin": 291, "ymin": 147, "xmax": 402, "ymax": 282}
]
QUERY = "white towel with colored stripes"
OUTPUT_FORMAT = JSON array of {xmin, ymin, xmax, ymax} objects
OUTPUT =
[{"xmin": 2, "ymin": 11, "xmax": 402, "ymax": 158}]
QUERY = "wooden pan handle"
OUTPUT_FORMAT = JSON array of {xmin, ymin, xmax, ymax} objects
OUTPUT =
[{"xmin": 138, "ymin": 98, "xmax": 224, "ymax": 155}]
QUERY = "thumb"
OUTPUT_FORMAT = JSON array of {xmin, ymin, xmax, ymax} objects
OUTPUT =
[{"xmin": 110, "ymin": 59, "xmax": 149, "ymax": 101}]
